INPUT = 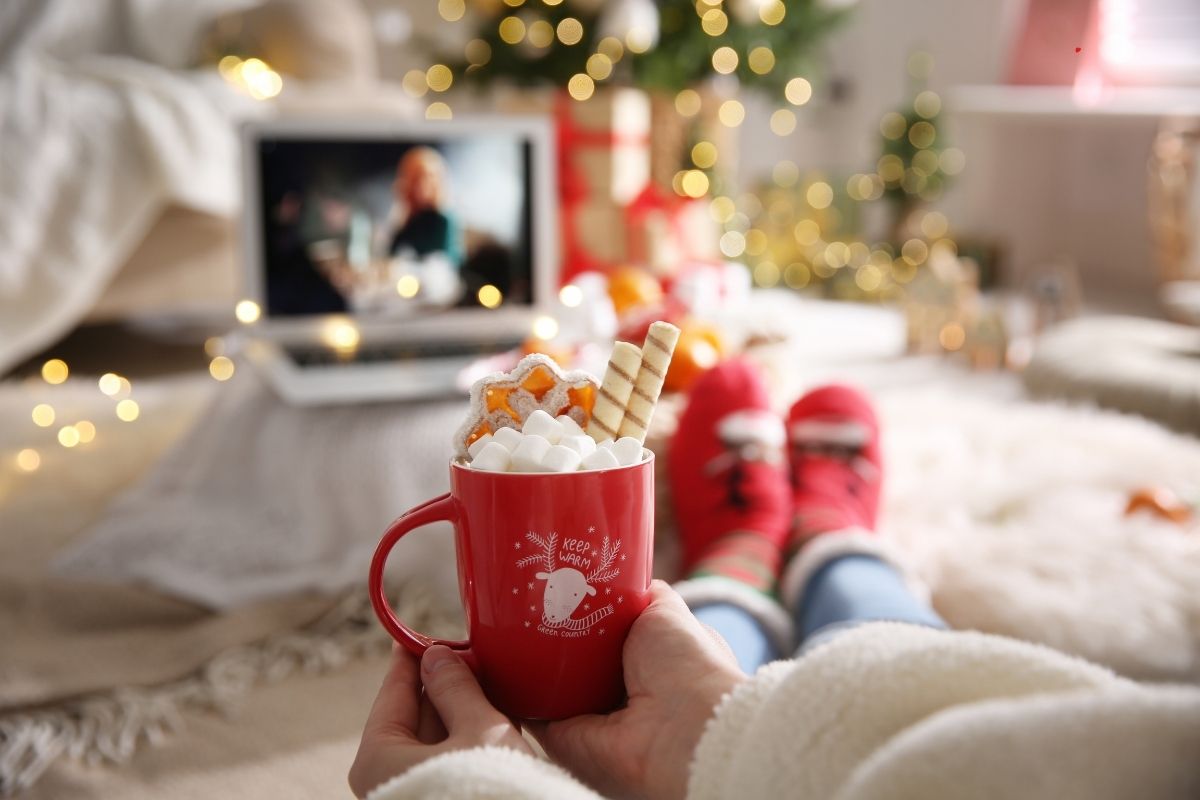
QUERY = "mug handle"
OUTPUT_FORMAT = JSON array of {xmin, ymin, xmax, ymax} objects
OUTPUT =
[{"xmin": 369, "ymin": 493, "xmax": 470, "ymax": 656}]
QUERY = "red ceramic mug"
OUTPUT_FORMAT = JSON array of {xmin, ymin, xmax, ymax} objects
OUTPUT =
[{"xmin": 369, "ymin": 453, "xmax": 654, "ymax": 720}]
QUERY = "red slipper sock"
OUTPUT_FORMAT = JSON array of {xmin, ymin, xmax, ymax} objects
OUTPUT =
[
  {"xmin": 785, "ymin": 384, "xmax": 883, "ymax": 558},
  {"xmin": 669, "ymin": 359, "xmax": 790, "ymax": 594}
]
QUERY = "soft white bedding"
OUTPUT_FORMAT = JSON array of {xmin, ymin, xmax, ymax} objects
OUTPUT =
[{"xmin": 0, "ymin": 0, "xmax": 262, "ymax": 374}]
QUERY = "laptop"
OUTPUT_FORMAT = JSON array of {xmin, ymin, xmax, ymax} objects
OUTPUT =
[{"xmin": 239, "ymin": 115, "xmax": 557, "ymax": 405}]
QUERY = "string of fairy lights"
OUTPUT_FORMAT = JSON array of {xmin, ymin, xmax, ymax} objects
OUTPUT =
[
  {"xmin": 10, "ymin": 342, "xmax": 242, "ymax": 475},
  {"xmin": 13, "ymin": 360, "xmax": 139, "ymax": 474},
  {"xmin": 406, "ymin": 0, "xmax": 822, "ymax": 124}
]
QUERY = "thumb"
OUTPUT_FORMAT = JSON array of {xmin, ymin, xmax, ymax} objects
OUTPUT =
[{"xmin": 421, "ymin": 645, "xmax": 498, "ymax": 734}]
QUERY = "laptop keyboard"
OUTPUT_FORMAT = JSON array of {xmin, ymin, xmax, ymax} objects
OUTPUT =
[{"xmin": 282, "ymin": 338, "xmax": 524, "ymax": 367}]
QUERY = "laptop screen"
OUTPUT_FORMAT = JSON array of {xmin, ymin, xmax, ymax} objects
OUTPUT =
[{"xmin": 256, "ymin": 133, "xmax": 535, "ymax": 319}]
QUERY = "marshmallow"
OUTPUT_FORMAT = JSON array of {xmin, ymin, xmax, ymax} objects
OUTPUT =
[
  {"xmin": 542, "ymin": 444, "xmax": 583, "ymax": 473},
  {"xmin": 556, "ymin": 414, "xmax": 585, "ymax": 438},
  {"xmin": 581, "ymin": 447, "xmax": 620, "ymax": 471},
  {"xmin": 467, "ymin": 433, "xmax": 494, "ymax": 459},
  {"xmin": 522, "ymin": 410, "xmax": 563, "ymax": 444},
  {"xmin": 510, "ymin": 434, "xmax": 552, "ymax": 472},
  {"xmin": 470, "ymin": 441, "xmax": 512, "ymax": 472},
  {"xmin": 491, "ymin": 426, "xmax": 524, "ymax": 452},
  {"xmin": 612, "ymin": 436, "xmax": 644, "ymax": 467},
  {"xmin": 597, "ymin": 438, "xmax": 615, "ymax": 451},
  {"xmin": 560, "ymin": 434, "xmax": 597, "ymax": 458}
]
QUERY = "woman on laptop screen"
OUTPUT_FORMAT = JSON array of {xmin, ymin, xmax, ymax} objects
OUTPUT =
[{"xmin": 389, "ymin": 147, "xmax": 463, "ymax": 267}]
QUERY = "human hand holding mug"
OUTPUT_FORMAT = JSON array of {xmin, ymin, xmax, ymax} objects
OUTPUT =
[
  {"xmin": 368, "ymin": 452, "xmax": 655, "ymax": 720},
  {"xmin": 528, "ymin": 581, "xmax": 746, "ymax": 800},
  {"xmin": 348, "ymin": 643, "xmax": 533, "ymax": 798}
]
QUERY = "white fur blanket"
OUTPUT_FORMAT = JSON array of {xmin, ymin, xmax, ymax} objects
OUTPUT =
[
  {"xmin": 0, "ymin": 0, "xmax": 261, "ymax": 374},
  {"xmin": 884, "ymin": 391, "xmax": 1200, "ymax": 682}
]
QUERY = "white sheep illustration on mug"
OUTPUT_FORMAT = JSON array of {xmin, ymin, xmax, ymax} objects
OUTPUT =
[{"xmin": 518, "ymin": 531, "xmax": 620, "ymax": 631}]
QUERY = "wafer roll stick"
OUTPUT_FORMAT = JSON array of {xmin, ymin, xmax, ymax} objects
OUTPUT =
[
  {"xmin": 586, "ymin": 341, "xmax": 642, "ymax": 442},
  {"xmin": 617, "ymin": 321, "xmax": 680, "ymax": 443}
]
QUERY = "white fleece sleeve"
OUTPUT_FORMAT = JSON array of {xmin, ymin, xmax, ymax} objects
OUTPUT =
[
  {"xmin": 366, "ymin": 745, "xmax": 603, "ymax": 800},
  {"xmin": 687, "ymin": 623, "xmax": 1200, "ymax": 800}
]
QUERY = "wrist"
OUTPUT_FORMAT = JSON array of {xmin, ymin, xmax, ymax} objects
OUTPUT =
[{"xmin": 655, "ymin": 669, "xmax": 745, "ymax": 800}]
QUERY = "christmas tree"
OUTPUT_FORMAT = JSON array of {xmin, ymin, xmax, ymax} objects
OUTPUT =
[{"xmin": 438, "ymin": 0, "xmax": 851, "ymax": 106}]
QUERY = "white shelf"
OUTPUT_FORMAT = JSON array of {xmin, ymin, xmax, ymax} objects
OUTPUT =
[{"xmin": 948, "ymin": 85, "xmax": 1200, "ymax": 120}]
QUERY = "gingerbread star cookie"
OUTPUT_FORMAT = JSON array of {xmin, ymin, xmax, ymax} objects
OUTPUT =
[{"xmin": 453, "ymin": 354, "xmax": 598, "ymax": 458}]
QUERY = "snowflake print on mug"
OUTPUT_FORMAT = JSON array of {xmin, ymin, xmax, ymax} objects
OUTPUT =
[{"xmin": 517, "ymin": 528, "xmax": 621, "ymax": 636}]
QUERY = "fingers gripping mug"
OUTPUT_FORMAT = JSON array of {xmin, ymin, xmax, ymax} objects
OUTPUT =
[{"xmin": 369, "ymin": 454, "xmax": 654, "ymax": 720}]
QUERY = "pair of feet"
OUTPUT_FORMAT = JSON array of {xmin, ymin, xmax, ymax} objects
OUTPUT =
[{"xmin": 669, "ymin": 359, "xmax": 884, "ymax": 597}]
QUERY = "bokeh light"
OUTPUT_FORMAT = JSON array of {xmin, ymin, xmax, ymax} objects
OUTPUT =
[
  {"xmin": 675, "ymin": 89, "xmax": 702, "ymax": 117},
  {"xmin": 745, "ymin": 229, "xmax": 769, "ymax": 256},
  {"xmin": 556, "ymin": 17, "xmax": 583, "ymax": 45},
  {"xmin": 769, "ymin": 109, "xmax": 796, "ymax": 136},
  {"xmin": 711, "ymin": 46, "xmax": 738, "ymax": 74},
  {"xmin": 235, "ymin": 299, "xmax": 261, "ymax": 324},
  {"xmin": 855, "ymin": 264, "xmax": 883, "ymax": 292},
  {"xmin": 912, "ymin": 149, "xmax": 939, "ymax": 175},
  {"xmin": 681, "ymin": 170, "xmax": 710, "ymax": 197},
  {"xmin": 921, "ymin": 211, "xmax": 949, "ymax": 239},
  {"xmin": 396, "ymin": 275, "xmax": 420, "ymax": 298},
  {"xmin": 719, "ymin": 230, "xmax": 747, "ymax": 257},
  {"xmin": 559, "ymin": 285, "xmax": 582, "ymax": 307},
  {"xmin": 98, "ymin": 373, "xmax": 123, "ymax": 396},
  {"xmin": 908, "ymin": 51, "xmax": 935, "ymax": 79},
  {"xmin": 437, "ymin": 0, "xmax": 465, "ymax": 21},
  {"xmin": 321, "ymin": 319, "xmax": 361, "ymax": 352},
  {"xmin": 402, "ymin": 69, "xmax": 429, "ymax": 97},
  {"xmin": 940, "ymin": 147, "xmax": 966, "ymax": 175},
  {"xmin": 902, "ymin": 238, "xmax": 930, "ymax": 266},
  {"xmin": 784, "ymin": 262, "xmax": 811, "ymax": 289},
  {"xmin": 914, "ymin": 90, "xmax": 942, "ymax": 118},
  {"xmin": 465, "ymin": 39, "xmax": 492, "ymax": 65},
  {"xmin": 773, "ymin": 160, "xmax": 799, "ymax": 187},
  {"xmin": 748, "ymin": 46, "xmax": 775, "ymax": 75},
  {"xmin": 586, "ymin": 53, "xmax": 613, "ymax": 80},
  {"xmin": 709, "ymin": 196, "xmax": 735, "ymax": 223},
  {"xmin": 880, "ymin": 111, "xmax": 906, "ymax": 140},
  {"xmin": 597, "ymin": 37, "xmax": 624, "ymax": 61},
  {"xmin": 498, "ymin": 16, "xmax": 525, "ymax": 44},
  {"xmin": 16, "ymin": 448, "xmax": 40, "ymax": 472},
  {"xmin": 794, "ymin": 219, "xmax": 820, "ymax": 245},
  {"xmin": 908, "ymin": 121, "xmax": 936, "ymax": 148},
  {"xmin": 57, "ymin": 426, "xmax": 80, "ymax": 448},
  {"xmin": 209, "ymin": 356, "xmax": 236, "ymax": 381},
  {"xmin": 426, "ymin": 64, "xmax": 453, "ymax": 92},
  {"xmin": 939, "ymin": 322, "xmax": 966, "ymax": 351},
  {"xmin": 478, "ymin": 284, "xmax": 503, "ymax": 308},
  {"xmin": 532, "ymin": 315, "xmax": 559, "ymax": 340},
  {"xmin": 806, "ymin": 182, "xmax": 834, "ymax": 209},
  {"xmin": 718, "ymin": 99, "xmax": 745, "ymax": 127},
  {"xmin": 567, "ymin": 73, "xmax": 595, "ymax": 101},
  {"xmin": 753, "ymin": 261, "xmax": 781, "ymax": 287},
  {"xmin": 32, "ymin": 403, "xmax": 55, "ymax": 427},
  {"xmin": 701, "ymin": 9, "xmax": 728, "ymax": 36},
  {"xmin": 785, "ymin": 77, "xmax": 812, "ymax": 106},
  {"xmin": 759, "ymin": 0, "xmax": 786, "ymax": 25},
  {"xmin": 877, "ymin": 154, "xmax": 904, "ymax": 182},
  {"xmin": 42, "ymin": 359, "xmax": 68, "ymax": 385},
  {"xmin": 691, "ymin": 141, "xmax": 718, "ymax": 168}
]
